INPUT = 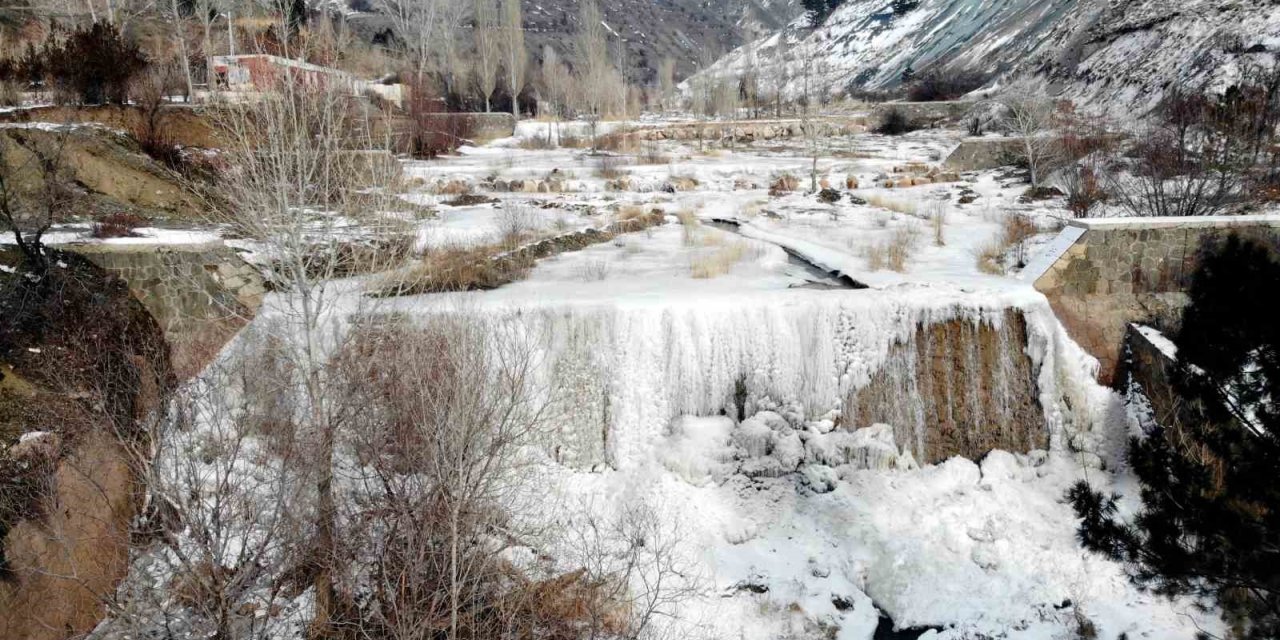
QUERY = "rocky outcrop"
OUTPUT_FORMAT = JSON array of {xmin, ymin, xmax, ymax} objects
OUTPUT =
[
  {"xmin": 844, "ymin": 309, "xmax": 1045, "ymax": 464},
  {"xmin": 0, "ymin": 105, "xmax": 222, "ymax": 149},
  {"xmin": 0, "ymin": 430, "xmax": 136, "ymax": 640},
  {"xmin": 942, "ymin": 137, "xmax": 1027, "ymax": 172},
  {"xmin": 620, "ymin": 119, "xmax": 868, "ymax": 145},
  {"xmin": 0, "ymin": 123, "xmax": 206, "ymax": 222}
]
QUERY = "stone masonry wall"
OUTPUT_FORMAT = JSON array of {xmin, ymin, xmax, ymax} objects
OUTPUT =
[
  {"xmin": 71, "ymin": 242, "xmax": 265, "ymax": 377},
  {"xmin": 1032, "ymin": 216, "xmax": 1280, "ymax": 384}
]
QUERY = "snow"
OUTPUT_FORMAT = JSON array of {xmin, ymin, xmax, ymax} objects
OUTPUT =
[
  {"xmin": 0, "ymin": 225, "xmax": 222, "ymax": 247},
  {"xmin": 1019, "ymin": 223, "xmax": 1084, "ymax": 283},
  {"xmin": 1133, "ymin": 324, "xmax": 1178, "ymax": 360},
  {"xmin": 94, "ymin": 118, "xmax": 1226, "ymax": 639},
  {"xmin": 532, "ymin": 443, "xmax": 1220, "ymax": 640}
]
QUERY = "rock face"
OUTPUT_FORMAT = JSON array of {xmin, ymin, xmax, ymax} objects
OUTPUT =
[
  {"xmin": 1030, "ymin": 216, "xmax": 1280, "ymax": 383},
  {"xmin": 0, "ymin": 123, "xmax": 206, "ymax": 221},
  {"xmin": 845, "ymin": 309, "xmax": 1045, "ymax": 464},
  {"xmin": 700, "ymin": 0, "xmax": 1280, "ymax": 115},
  {"xmin": 942, "ymin": 137, "xmax": 1027, "ymax": 172}
]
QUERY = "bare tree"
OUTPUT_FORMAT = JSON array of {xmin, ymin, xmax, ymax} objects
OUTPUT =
[
  {"xmin": 377, "ymin": 0, "xmax": 451, "ymax": 84},
  {"xmin": 797, "ymin": 44, "xmax": 826, "ymax": 191},
  {"xmin": 1000, "ymin": 94, "xmax": 1060, "ymax": 188},
  {"xmin": 564, "ymin": 499, "xmax": 701, "ymax": 640},
  {"xmin": 98, "ymin": 332, "xmax": 310, "ymax": 640},
  {"xmin": 167, "ymin": 0, "xmax": 194, "ymax": 100},
  {"xmin": 771, "ymin": 30, "xmax": 793, "ymax": 117},
  {"xmin": 472, "ymin": 0, "xmax": 501, "ymax": 112},
  {"xmin": 339, "ymin": 314, "xmax": 560, "ymax": 640},
  {"xmin": 740, "ymin": 39, "xmax": 759, "ymax": 118},
  {"xmin": 0, "ymin": 125, "xmax": 72, "ymax": 273},
  {"xmin": 541, "ymin": 45, "xmax": 572, "ymax": 144},
  {"xmin": 657, "ymin": 56, "xmax": 675, "ymax": 113},
  {"xmin": 199, "ymin": 80, "xmax": 410, "ymax": 634},
  {"xmin": 501, "ymin": 0, "xmax": 527, "ymax": 117},
  {"xmin": 575, "ymin": 0, "xmax": 612, "ymax": 149}
]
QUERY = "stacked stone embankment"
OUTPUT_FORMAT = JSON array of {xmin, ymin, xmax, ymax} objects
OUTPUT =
[{"xmin": 1030, "ymin": 215, "xmax": 1280, "ymax": 383}]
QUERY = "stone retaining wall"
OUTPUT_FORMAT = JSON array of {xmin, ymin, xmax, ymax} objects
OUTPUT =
[
  {"xmin": 70, "ymin": 242, "xmax": 265, "ymax": 377},
  {"xmin": 1031, "ymin": 215, "xmax": 1280, "ymax": 383},
  {"xmin": 623, "ymin": 119, "xmax": 868, "ymax": 144}
]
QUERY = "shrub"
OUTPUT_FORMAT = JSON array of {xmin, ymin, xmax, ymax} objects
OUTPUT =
[
  {"xmin": 1062, "ymin": 165, "xmax": 1107, "ymax": 218},
  {"xmin": 1001, "ymin": 212, "xmax": 1037, "ymax": 267},
  {"xmin": 906, "ymin": 71, "xmax": 986, "ymax": 102},
  {"xmin": 495, "ymin": 200, "xmax": 537, "ymax": 247},
  {"xmin": 874, "ymin": 107, "xmax": 918, "ymax": 136},
  {"xmin": 576, "ymin": 258, "xmax": 611, "ymax": 281},
  {"xmin": 0, "ymin": 80, "xmax": 21, "ymax": 107},
  {"xmin": 595, "ymin": 154, "xmax": 628, "ymax": 179},
  {"xmin": 865, "ymin": 227, "xmax": 918, "ymax": 272},
  {"xmin": 91, "ymin": 212, "xmax": 146, "ymax": 238},
  {"xmin": 406, "ymin": 81, "xmax": 475, "ymax": 158}
]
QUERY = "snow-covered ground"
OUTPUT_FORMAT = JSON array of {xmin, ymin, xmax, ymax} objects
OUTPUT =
[
  {"xmin": 360, "ymin": 123, "xmax": 1225, "ymax": 637},
  {"xmin": 97, "ymin": 120, "xmax": 1226, "ymax": 639}
]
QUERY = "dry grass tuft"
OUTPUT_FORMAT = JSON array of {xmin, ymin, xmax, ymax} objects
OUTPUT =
[
  {"xmin": 863, "ymin": 193, "xmax": 919, "ymax": 216},
  {"xmin": 595, "ymin": 154, "xmax": 630, "ymax": 179},
  {"xmin": 864, "ymin": 228, "xmax": 919, "ymax": 272},
  {"xmin": 690, "ymin": 241, "xmax": 745, "ymax": 278},
  {"xmin": 975, "ymin": 241, "xmax": 1006, "ymax": 274},
  {"xmin": 926, "ymin": 200, "xmax": 948, "ymax": 246},
  {"xmin": 676, "ymin": 207, "xmax": 701, "ymax": 246}
]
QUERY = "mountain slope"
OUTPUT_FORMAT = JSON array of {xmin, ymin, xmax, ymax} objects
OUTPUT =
[
  {"xmin": 699, "ymin": 0, "xmax": 1280, "ymax": 115},
  {"xmin": 346, "ymin": 0, "xmax": 803, "ymax": 84}
]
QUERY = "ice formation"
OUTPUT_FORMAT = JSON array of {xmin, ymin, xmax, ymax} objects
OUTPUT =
[{"xmin": 506, "ymin": 287, "xmax": 1116, "ymax": 470}]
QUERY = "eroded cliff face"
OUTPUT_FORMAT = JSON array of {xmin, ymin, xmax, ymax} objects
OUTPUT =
[
  {"xmin": 0, "ymin": 431, "xmax": 137, "ymax": 640},
  {"xmin": 0, "ymin": 251, "xmax": 171, "ymax": 640},
  {"xmin": 846, "ymin": 310, "xmax": 1045, "ymax": 464}
]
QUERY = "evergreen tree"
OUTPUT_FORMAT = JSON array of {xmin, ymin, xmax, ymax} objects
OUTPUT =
[
  {"xmin": 1069, "ymin": 234, "xmax": 1280, "ymax": 638},
  {"xmin": 900, "ymin": 63, "xmax": 915, "ymax": 85},
  {"xmin": 802, "ymin": 0, "xmax": 827, "ymax": 27},
  {"xmin": 44, "ymin": 23, "xmax": 146, "ymax": 105}
]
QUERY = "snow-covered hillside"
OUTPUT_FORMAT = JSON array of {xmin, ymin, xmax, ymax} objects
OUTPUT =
[{"xmin": 699, "ymin": 0, "xmax": 1280, "ymax": 116}]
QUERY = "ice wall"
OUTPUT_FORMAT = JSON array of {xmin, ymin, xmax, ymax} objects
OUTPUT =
[{"xmin": 525, "ymin": 290, "xmax": 1113, "ymax": 470}]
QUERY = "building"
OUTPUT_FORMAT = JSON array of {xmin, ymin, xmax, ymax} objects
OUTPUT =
[{"xmin": 211, "ymin": 54, "xmax": 361, "ymax": 93}]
